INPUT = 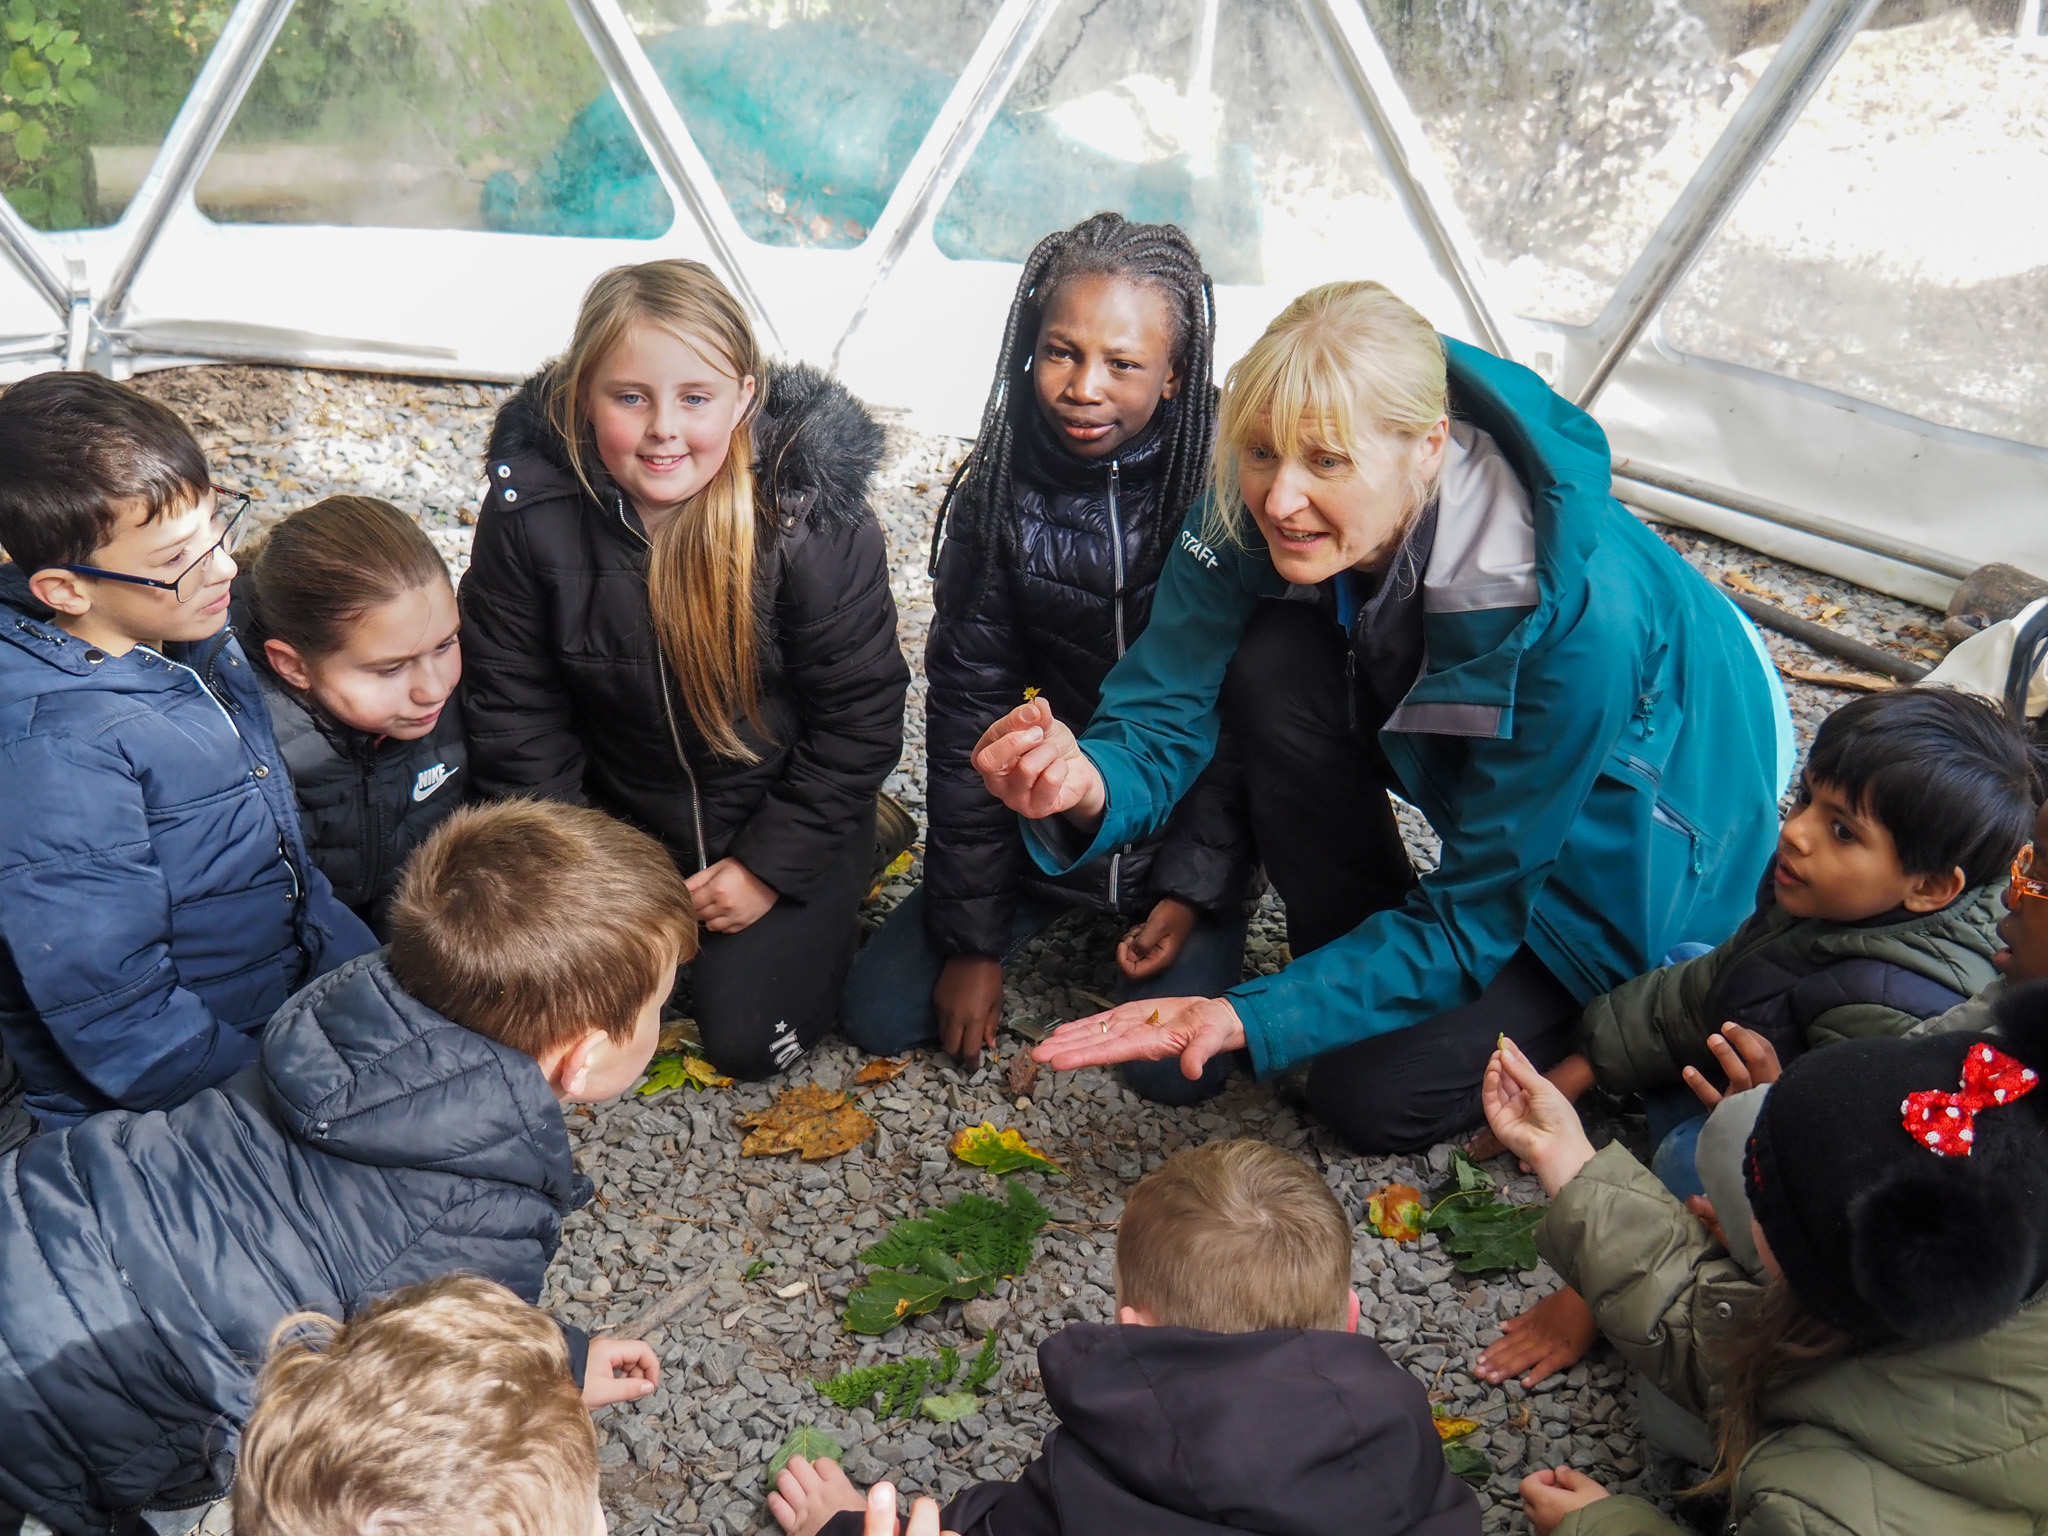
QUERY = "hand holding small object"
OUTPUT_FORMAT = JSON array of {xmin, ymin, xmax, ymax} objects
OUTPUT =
[
  {"xmin": 971, "ymin": 698, "xmax": 1107, "ymax": 826},
  {"xmin": 1480, "ymin": 1037, "xmax": 1598, "ymax": 1196},
  {"xmin": 1034, "ymin": 995, "xmax": 1242, "ymax": 1080}
]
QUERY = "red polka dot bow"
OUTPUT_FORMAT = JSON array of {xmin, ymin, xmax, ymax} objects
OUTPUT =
[{"xmin": 1901, "ymin": 1043, "xmax": 2040, "ymax": 1156}]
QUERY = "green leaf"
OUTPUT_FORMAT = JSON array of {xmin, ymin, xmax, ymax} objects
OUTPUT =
[
  {"xmin": 12, "ymin": 117, "xmax": 47, "ymax": 160},
  {"xmin": 842, "ymin": 1267, "xmax": 982, "ymax": 1335},
  {"xmin": 637, "ymin": 1052, "xmax": 730, "ymax": 1096},
  {"xmin": 0, "ymin": 111, "xmax": 18, "ymax": 131},
  {"xmin": 963, "ymin": 1332, "xmax": 1001, "ymax": 1392},
  {"xmin": 743, "ymin": 1258, "xmax": 775, "ymax": 1283},
  {"xmin": 5, "ymin": 0, "xmax": 30, "ymax": 28},
  {"xmin": 920, "ymin": 1390, "xmax": 980, "ymax": 1424},
  {"xmin": 766, "ymin": 1426, "xmax": 843, "ymax": 1485},
  {"xmin": 1442, "ymin": 1439, "xmax": 1491, "ymax": 1486},
  {"xmin": 1429, "ymin": 1200, "xmax": 1545, "ymax": 1275},
  {"xmin": 934, "ymin": 1344, "xmax": 961, "ymax": 1388}
]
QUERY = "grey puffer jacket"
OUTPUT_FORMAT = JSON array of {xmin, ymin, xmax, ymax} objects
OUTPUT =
[
  {"xmin": 1580, "ymin": 884, "xmax": 2007, "ymax": 1094},
  {"xmin": 0, "ymin": 952, "xmax": 587, "ymax": 1535}
]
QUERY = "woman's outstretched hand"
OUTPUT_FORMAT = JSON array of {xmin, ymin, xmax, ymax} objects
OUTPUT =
[
  {"xmin": 972, "ymin": 699, "xmax": 1107, "ymax": 827},
  {"xmin": 1482, "ymin": 1037, "xmax": 1597, "ymax": 1197},
  {"xmin": 1032, "ymin": 995, "xmax": 1244, "ymax": 1079}
]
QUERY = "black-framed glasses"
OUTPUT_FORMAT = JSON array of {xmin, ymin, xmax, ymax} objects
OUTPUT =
[{"xmin": 61, "ymin": 486, "xmax": 253, "ymax": 603}]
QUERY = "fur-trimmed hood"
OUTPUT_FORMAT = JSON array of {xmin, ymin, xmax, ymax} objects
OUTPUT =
[{"xmin": 485, "ymin": 358, "xmax": 885, "ymax": 531}]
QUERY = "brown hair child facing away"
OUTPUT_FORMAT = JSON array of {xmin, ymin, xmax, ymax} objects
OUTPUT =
[
  {"xmin": 234, "ymin": 1274, "xmax": 604, "ymax": 1536},
  {"xmin": 0, "ymin": 801, "xmax": 685, "ymax": 1536},
  {"xmin": 771, "ymin": 1139, "xmax": 1480, "ymax": 1536}
]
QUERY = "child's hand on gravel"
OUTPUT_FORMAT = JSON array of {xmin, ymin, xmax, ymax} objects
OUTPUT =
[
  {"xmin": 1520, "ymin": 1467, "xmax": 1611, "ymax": 1536},
  {"xmin": 768, "ymin": 1457, "xmax": 867, "ymax": 1536},
  {"xmin": 581, "ymin": 1335, "xmax": 659, "ymax": 1408},
  {"xmin": 1481, "ymin": 1038, "xmax": 1597, "ymax": 1196}
]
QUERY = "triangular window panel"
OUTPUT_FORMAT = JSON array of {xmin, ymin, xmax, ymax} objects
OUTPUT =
[
  {"xmin": 1362, "ymin": 0, "xmax": 1768, "ymax": 326},
  {"xmin": 932, "ymin": 0, "xmax": 1435, "ymax": 302},
  {"xmin": 618, "ymin": 0, "xmax": 1005, "ymax": 249},
  {"xmin": 3, "ymin": 0, "xmax": 226, "ymax": 230},
  {"xmin": 196, "ymin": 0, "xmax": 668, "ymax": 237},
  {"xmin": 1663, "ymin": 2, "xmax": 2048, "ymax": 449}
]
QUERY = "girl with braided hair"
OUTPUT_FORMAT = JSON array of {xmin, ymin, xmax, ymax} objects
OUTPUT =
[{"xmin": 842, "ymin": 213, "xmax": 1257, "ymax": 1081}]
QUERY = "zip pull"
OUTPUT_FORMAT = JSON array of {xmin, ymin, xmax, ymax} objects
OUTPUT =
[
  {"xmin": 1344, "ymin": 650, "xmax": 1358, "ymax": 734},
  {"xmin": 1689, "ymin": 826, "xmax": 1704, "ymax": 876}
]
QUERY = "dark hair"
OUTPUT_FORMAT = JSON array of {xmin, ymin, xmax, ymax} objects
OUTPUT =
[
  {"xmin": 0, "ymin": 372, "xmax": 211, "ymax": 573},
  {"xmin": 930, "ymin": 212, "xmax": 1216, "ymax": 603},
  {"xmin": 387, "ymin": 800, "xmax": 697, "ymax": 1058},
  {"xmin": 241, "ymin": 496, "xmax": 449, "ymax": 667},
  {"xmin": 1699, "ymin": 1276, "xmax": 1853, "ymax": 1497},
  {"xmin": 1804, "ymin": 686, "xmax": 2040, "ymax": 887}
]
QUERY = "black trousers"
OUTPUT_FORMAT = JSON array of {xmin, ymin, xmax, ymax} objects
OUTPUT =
[
  {"xmin": 690, "ymin": 802, "xmax": 875, "ymax": 1080},
  {"xmin": 1133, "ymin": 600, "xmax": 1581, "ymax": 1152}
]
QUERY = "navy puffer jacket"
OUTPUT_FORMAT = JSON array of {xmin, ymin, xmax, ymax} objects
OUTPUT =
[
  {"xmin": 0, "ymin": 566, "xmax": 375, "ymax": 1126},
  {"xmin": 0, "ymin": 952, "xmax": 588, "ymax": 1535},
  {"xmin": 923, "ymin": 405, "xmax": 1253, "ymax": 957}
]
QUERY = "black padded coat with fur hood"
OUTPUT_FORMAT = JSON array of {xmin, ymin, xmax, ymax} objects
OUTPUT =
[{"xmin": 461, "ymin": 364, "xmax": 909, "ymax": 896}]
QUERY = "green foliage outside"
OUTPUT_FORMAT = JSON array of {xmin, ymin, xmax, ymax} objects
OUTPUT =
[{"xmin": 1, "ymin": 0, "xmax": 612, "ymax": 231}]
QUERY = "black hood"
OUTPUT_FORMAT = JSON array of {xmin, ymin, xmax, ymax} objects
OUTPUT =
[
  {"xmin": 485, "ymin": 358, "xmax": 885, "ymax": 532},
  {"xmin": 1037, "ymin": 1323, "xmax": 1479, "ymax": 1536}
]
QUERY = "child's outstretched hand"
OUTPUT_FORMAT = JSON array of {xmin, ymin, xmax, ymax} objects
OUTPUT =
[
  {"xmin": 1682, "ymin": 1022, "xmax": 1783, "ymax": 1110},
  {"xmin": 1482, "ymin": 1038, "xmax": 1597, "ymax": 1197},
  {"xmin": 582, "ymin": 1336, "xmax": 660, "ymax": 1408},
  {"xmin": 1519, "ymin": 1468, "xmax": 1611, "ymax": 1536}
]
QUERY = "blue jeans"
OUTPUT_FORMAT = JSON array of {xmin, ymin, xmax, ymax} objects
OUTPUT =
[
  {"xmin": 1642, "ymin": 941, "xmax": 1717, "ymax": 1202},
  {"xmin": 839, "ymin": 885, "xmax": 1250, "ymax": 1103}
]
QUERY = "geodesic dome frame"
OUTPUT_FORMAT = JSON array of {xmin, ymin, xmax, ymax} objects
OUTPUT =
[{"xmin": 0, "ymin": 0, "xmax": 2041, "ymax": 605}]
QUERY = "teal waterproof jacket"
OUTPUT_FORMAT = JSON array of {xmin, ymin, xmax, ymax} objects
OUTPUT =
[{"xmin": 1027, "ymin": 340, "xmax": 1790, "ymax": 1075}]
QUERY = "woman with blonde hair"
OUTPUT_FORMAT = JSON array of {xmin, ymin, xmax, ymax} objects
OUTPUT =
[
  {"xmin": 460, "ymin": 259, "xmax": 910, "ymax": 1079},
  {"xmin": 975, "ymin": 280, "xmax": 1793, "ymax": 1148}
]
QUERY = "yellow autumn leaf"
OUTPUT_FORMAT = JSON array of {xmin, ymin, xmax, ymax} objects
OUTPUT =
[
  {"xmin": 950, "ymin": 1122, "xmax": 1062, "ymax": 1176},
  {"xmin": 1367, "ymin": 1183, "xmax": 1426, "ymax": 1243},
  {"xmin": 852, "ymin": 1057, "xmax": 908, "ymax": 1086},
  {"xmin": 737, "ymin": 1085, "xmax": 876, "ymax": 1161},
  {"xmin": 1433, "ymin": 1407, "xmax": 1481, "ymax": 1442},
  {"xmin": 1022, "ymin": 686, "xmax": 1040, "ymax": 701}
]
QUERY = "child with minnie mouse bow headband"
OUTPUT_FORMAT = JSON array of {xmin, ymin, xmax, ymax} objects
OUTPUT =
[{"xmin": 1479, "ymin": 981, "xmax": 2048, "ymax": 1536}]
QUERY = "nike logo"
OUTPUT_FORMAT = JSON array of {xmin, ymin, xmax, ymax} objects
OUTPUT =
[{"xmin": 412, "ymin": 762, "xmax": 457, "ymax": 802}]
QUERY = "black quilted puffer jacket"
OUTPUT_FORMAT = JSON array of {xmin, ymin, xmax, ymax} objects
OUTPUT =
[
  {"xmin": 923, "ymin": 403, "xmax": 1253, "ymax": 958},
  {"xmin": 461, "ymin": 364, "xmax": 909, "ymax": 897}
]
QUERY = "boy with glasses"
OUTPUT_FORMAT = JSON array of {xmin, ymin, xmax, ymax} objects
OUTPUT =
[{"xmin": 0, "ymin": 372, "xmax": 374, "ymax": 1133}]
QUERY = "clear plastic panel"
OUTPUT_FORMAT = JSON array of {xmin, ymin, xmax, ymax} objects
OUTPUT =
[
  {"xmin": 1362, "ymin": 0, "xmax": 1775, "ymax": 326},
  {"xmin": 1662, "ymin": 3, "xmax": 2048, "ymax": 449},
  {"xmin": 619, "ymin": 0, "xmax": 1004, "ymax": 249},
  {"xmin": 2, "ymin": 0, "xmax": 226, "ymax": 230},
  {"xmin": 196, "ymin": 0, "xmax": 669, "ymax": 236},
  {"xmin": 931, "ymin": 0, "xmax": 1400, "ymax": 291}
]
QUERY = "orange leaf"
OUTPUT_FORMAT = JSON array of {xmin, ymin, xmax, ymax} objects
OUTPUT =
[
  {"xmin": 1367, "ymin": 1183, "xmax": 1426, "ymax": 1243},
  {"xmin": 737, "ymin": 1085, "xmax": 872, "ymax": 1160},
  {"xmin": 1433, "ymin": 1408, "xmax": 1481, "ymax": 1441},
  {"xmin": 852, "ymin": 1058, "xmax": 908, "ymax": 1086}
]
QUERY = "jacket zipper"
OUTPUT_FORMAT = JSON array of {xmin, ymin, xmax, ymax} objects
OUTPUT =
[
  {"xmin": 1618, "ymin": 753, "xmax": 1704, "ymax": 874},
  {"xmin": 1107, "ymin": 458, "xmax": 1127, "ymax": 658},
  {"xmin": 615, "ymin": 495, "xmax": 709, "ymax": 871}
]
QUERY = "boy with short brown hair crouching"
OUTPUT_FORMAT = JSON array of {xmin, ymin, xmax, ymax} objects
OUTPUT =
[
  {"xmin": 0, "ymin": 800, "xmax": 688, "ymax": 1536},
  {"xmin": 235, "ymin": 1273, "xmax": 604, "ymax": 1536},
  {"xmin": 771, "ymin": 1138, "xmax": 1480, "ymax": 1536}
]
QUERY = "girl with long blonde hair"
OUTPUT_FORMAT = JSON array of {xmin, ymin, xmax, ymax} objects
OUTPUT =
[{"xmin": 460, "ymin": 259, "xmax": 910, "ymax": 1079}]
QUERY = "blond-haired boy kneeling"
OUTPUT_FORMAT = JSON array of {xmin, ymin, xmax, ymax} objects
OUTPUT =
[
  {"xmin": 0, "ymin": 802, "xmax": 689, "ymax": 1536},
  {"xmin": 772, "ymin": 1139, "xmax": 1479, "ymax": 1536},
  {"xmin": 236, "ymin": 1274, "xmax": 605, "ymax": 1536}
]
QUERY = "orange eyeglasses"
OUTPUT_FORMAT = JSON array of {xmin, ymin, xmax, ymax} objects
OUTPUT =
[{"xmin": 2015, "ymin": 844, "xmax": 2048, "ymax": 904}]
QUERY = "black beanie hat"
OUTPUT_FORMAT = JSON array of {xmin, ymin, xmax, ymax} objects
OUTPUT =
[{"xmin": 1744, "ymin": 979, "xmax": 2048, "ymax": 1344}]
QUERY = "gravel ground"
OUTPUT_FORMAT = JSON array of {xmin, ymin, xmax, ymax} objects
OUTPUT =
[{"xmin": 119, "ymin": 364, "xmax": 1958, "ymax": 1536}]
